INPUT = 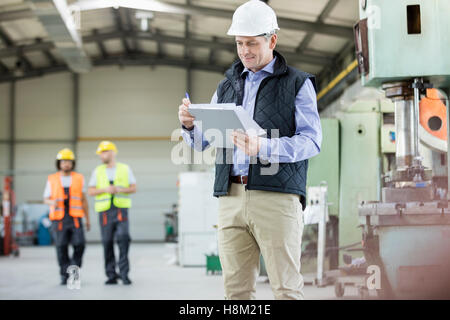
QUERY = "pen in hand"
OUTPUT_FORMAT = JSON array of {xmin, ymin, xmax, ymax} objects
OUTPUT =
[{"xmin": 180, "ymin": 92, "xmax": 195, "ymax": 130}]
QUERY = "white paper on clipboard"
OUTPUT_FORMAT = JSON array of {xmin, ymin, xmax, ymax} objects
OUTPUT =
[{"xmin": 188, "ymin": 103, "xmax": 266, "ymax": 148}]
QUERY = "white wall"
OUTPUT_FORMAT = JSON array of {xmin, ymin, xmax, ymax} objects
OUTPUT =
[
  {"xmin": 16, "ymin": 73, "xmax": 73, "ymax": 140},
  {"xmin": 0, "ymin": 66, "xmax": 225, "ymax": 242},
  {"xmin": 191, "ymin": 70, "xmax": 223, "ymax": 103},
  {"xmin": 14, "ymin": 142, "xmax": 69, "ymax": 204},
  {"xmin": 80, "ymin": 66, "xmax": 185, "ymax": 137}
]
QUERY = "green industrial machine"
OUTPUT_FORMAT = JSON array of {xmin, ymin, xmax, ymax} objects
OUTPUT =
[
  {"xmin": 304, "ymin": 119, "xmax": 340, "ymax": 273},
  {"xmin": 307, "ymin": 103, "xmax": 395, "ymax": 269},
  {"xmin": 307, "ymin": 118, "xmax": 340, "ymax": 217},
  {"xmin": 354, "ymin": 0, "xmax": 450, "ymax": 299},
  {"xmin": 356, "ymin": 0, "xmax": 450, "ymax": 88},
  {"xmin": 339, "ymin": 101, "xmax": 394, "ymax": 254}
]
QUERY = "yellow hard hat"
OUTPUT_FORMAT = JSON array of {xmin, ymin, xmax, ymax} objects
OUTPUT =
[
  {"xmin": 96, "ymin": 141, "xmax": 118, "ymax": 154},
  {"xmin": 56, "ymin": 148, "xmax": 75, "ymax": 160}
]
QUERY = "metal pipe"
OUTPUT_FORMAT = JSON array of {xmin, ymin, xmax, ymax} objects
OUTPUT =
[
  {"xmin": 394, "ymin": 99, "xmax": 415, "ymax": 168},
  {"xmin": 382, "ymin": 81, "xmax": 416, "ymax": 170},
  {"xmin": 413, "ymin": 78, "xmax": 421, "ymax": 163},
  {"xmin": 317, "ymin": 183, "xmax": 328, "ymax": 286}
]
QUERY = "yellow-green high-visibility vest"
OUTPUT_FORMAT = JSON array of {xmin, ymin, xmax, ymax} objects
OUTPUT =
[{"xmin": 95, "ymin": 162, "xmax": 131, "ymax": 212}]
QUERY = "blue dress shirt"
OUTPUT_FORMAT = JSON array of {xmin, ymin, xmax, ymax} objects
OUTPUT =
[{"xmin": 182, "ymin": 56, "xmax": 322, "ymax": 176}]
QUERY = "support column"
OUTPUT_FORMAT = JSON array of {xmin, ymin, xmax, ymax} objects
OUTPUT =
[
  {"xmin": 72, "ymin": 73, "xmax": 79, "ymax": 154},
  {"xmin": 9, "ymin": 81, "xmax": 15, "ymax": 176},
  {"xmin": 186, "ymin": 67, "xmax": 193, "ymax": 171},
  {"xmin": 185, "ymin": 1, "xmax": 194, "ymax": 172}
]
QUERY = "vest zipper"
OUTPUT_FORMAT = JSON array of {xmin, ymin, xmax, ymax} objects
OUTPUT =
[
  {"xmin": 229, "ymin": 58, "xmax": 287, "ymax": 191},
  {"xmin": 246, "ymin": 75, "xmax": 277, "ymax": 190}
]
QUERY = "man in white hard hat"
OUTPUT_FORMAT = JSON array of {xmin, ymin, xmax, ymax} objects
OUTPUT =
[
  {"xmin": 88, "ymin": 141, "xmax": 137, "ymax": 285},
  {"xmin": 178, "ymin": 0, "xmax": 322, "ymax": 300}
]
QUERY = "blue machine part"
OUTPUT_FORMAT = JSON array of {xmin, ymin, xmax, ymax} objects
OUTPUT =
[
  {"xmin": 37, "ymin": 214, "xmax": 52, "ymax": 246},
  {"xmin": 414, "ymin": 182, "xmax": 426, "ymax": 188},
  {"xmin": 389, "ymin": 131, "xmax": 395, "ymax": 143}
]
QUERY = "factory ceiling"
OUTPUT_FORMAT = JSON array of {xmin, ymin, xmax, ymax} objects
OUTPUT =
[{"xmin": 0, "ymin": 0, "xmax": 359, "ymax": 91}]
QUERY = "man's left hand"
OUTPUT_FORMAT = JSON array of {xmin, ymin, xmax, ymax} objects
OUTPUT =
[
  {"xmin": 231, "ymin": 130, "xmax": 261, "ymax": 156},
  {"xmin": 115, "ymin": 187, "xmax": 124, "ymax": 194}
]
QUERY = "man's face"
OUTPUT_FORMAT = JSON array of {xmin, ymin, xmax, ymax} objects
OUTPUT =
[
  {"xmin": 235, "ymin": 34, "xmax": 277, "ymax": 72},
  {"xmin": 99, "ymin": 150, "xmax": 114, "ymax": 164},
  {"xmin": 60, "ymin": 160, "xmax": 73, "ymax": 172}
]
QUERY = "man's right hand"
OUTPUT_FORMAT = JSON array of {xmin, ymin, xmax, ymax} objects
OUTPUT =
[{"xmin": 178, "ymin": 98, "xmax": 195, "ymax": 130}]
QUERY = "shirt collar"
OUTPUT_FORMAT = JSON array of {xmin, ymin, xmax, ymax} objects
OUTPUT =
[{"xmin": 241, "ymin": 56, "xmax": 277, "ymax": 77}]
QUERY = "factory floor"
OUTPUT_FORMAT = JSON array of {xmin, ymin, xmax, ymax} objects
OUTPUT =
[{"xmin": 0, "ymin": 243, "xmax": 367, "ymax": 300}]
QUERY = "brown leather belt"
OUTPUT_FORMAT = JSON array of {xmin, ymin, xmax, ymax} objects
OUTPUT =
[{"xmin": 230, "ymin": 175, "xmax": 248, "ymax": 184}]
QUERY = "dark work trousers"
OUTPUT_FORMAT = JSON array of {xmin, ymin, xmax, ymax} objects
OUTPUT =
[
  {"xmin": 51, "ymin": 212, "xmax": 86, "ymax": 278},
  {"xmin": 51, "ymin": 187, "xmax": 86, "ymax": 279},
  {"xmin": 99, "ymin": 205, "xmax": 131, "ymax": 280}
]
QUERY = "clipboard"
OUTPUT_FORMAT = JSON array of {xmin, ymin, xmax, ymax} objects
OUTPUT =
[{"xmin": 188, "ymin": 103, "xmax": 266, "ymax": 148}]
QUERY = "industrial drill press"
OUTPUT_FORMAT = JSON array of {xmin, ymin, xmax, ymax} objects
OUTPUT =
[{"xmin": 354, "ymin": 0, "xmax": 450, "ymax": 299}]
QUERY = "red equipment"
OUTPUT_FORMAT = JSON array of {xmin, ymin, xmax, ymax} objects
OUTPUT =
[{"xmin": 2, "ymin": 176, "xmax": 19, "ymax": 257}]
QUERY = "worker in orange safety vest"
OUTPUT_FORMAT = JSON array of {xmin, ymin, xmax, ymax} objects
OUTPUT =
[{"xmin": 43, "ymin": 148, "xmax": 90, "ymax": 285}]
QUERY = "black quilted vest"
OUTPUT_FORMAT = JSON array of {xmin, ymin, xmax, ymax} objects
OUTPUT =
[{"xmin": 213, "ymin": 51, "xmax": 316, "ymax": 210}]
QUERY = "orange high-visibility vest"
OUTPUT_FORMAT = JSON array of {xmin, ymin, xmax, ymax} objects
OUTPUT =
[{"xmin": 48, "ymin": 172, "xmax": 85, "ymax": 221}]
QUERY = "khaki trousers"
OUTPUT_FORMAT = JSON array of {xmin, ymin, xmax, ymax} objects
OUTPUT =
[{"xmin": 218, "ymin": 183, "xmax": 304, "ymax": 300}]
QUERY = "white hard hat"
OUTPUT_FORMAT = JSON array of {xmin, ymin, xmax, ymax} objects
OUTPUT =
[{"xmin": 227, "ymin": 0, "xmax": 280, "ymax": 37}]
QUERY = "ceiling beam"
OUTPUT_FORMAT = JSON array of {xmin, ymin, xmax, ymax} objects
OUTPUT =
[
  {"xmin": 149, "ymin": 1, "xmax": 355, "ymax": 38},
  {"xmin": 209, "ymin": 36, "xmax": 217, "ymax": 65},
  {"xmin": 111, "ymin": 7, "xmax": 131, "ymax": 54},
  {"xmin": 0, "ymin": 41, "xmax": 53, "ymax": 58},
  {"xmin": 43, "ymin": 49, "xmax": 58, "ymax": 65},
  {"xmin": 124, "ymin": 8, "xmax": 139, "ymax": 52},
  {"xmin": 130, "ymin": 31, "xmax": 332, "ymax": 65},
  {"xmin": 317, "ymin": 40, "xmax": 356, "ymax": 109},
  {"xmin": 2, "ymin": 2, "xmax": 354, "ymax": 39},
  {"xmin": 0, "ymin": 61, "xmax": 9, "ymax": 74},
  {"xmin": 155, "ymin": 29, "xmax": 164, "ymax": 58},
  {"xmin": 94, "ymin": 53, "xmax": 227, "ymax": 73},
  {"xmin": 0, "ymin": 52, "xmax": 229, "ymax": 83},
  {"xmin": 0, "ymin": 26, "xmax": 33, "ymax": 72},
  {"xmin": 296, "ymin": 0, "xmax": 339, "ymax": 53},
  {"xmin": 0, "ymin": 27, "xmax": 13, "ymax": 46},
  {"xmin": 0, "ymin": 29, "xmax": 333, "ymax": 66},
  {"xmin": 0, "ymin": 8, "xmax": 34, "ymax": 22},
  {"xmin": 35, "ymin": 38, "xmax": 58, "ymax": 66},
  {"xmin": 93, "ymin": 29, "xmax": 108, "ymax": 58},
  {"xmin": 0, "ymin": 64, "xmax": 67, "ymax": 83}
]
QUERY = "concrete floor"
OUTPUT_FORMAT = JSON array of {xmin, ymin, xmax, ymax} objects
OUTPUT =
[{"xmin": 0, "ymin": 243, "xmax": 363, "ymax": 300}]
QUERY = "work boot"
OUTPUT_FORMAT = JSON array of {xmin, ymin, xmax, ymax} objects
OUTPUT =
[
  {"xmin": 121, "ymin": 276, "xmax": 132, "ymax": 285},
  {"xmin": 105, "ymin": 278, "xmax": 118, "ymax": 285}
]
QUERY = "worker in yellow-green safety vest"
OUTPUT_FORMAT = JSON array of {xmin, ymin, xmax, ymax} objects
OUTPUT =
[{"xmin": 88, "ymin": 141, "xmax": 137, "ymax": 285}]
